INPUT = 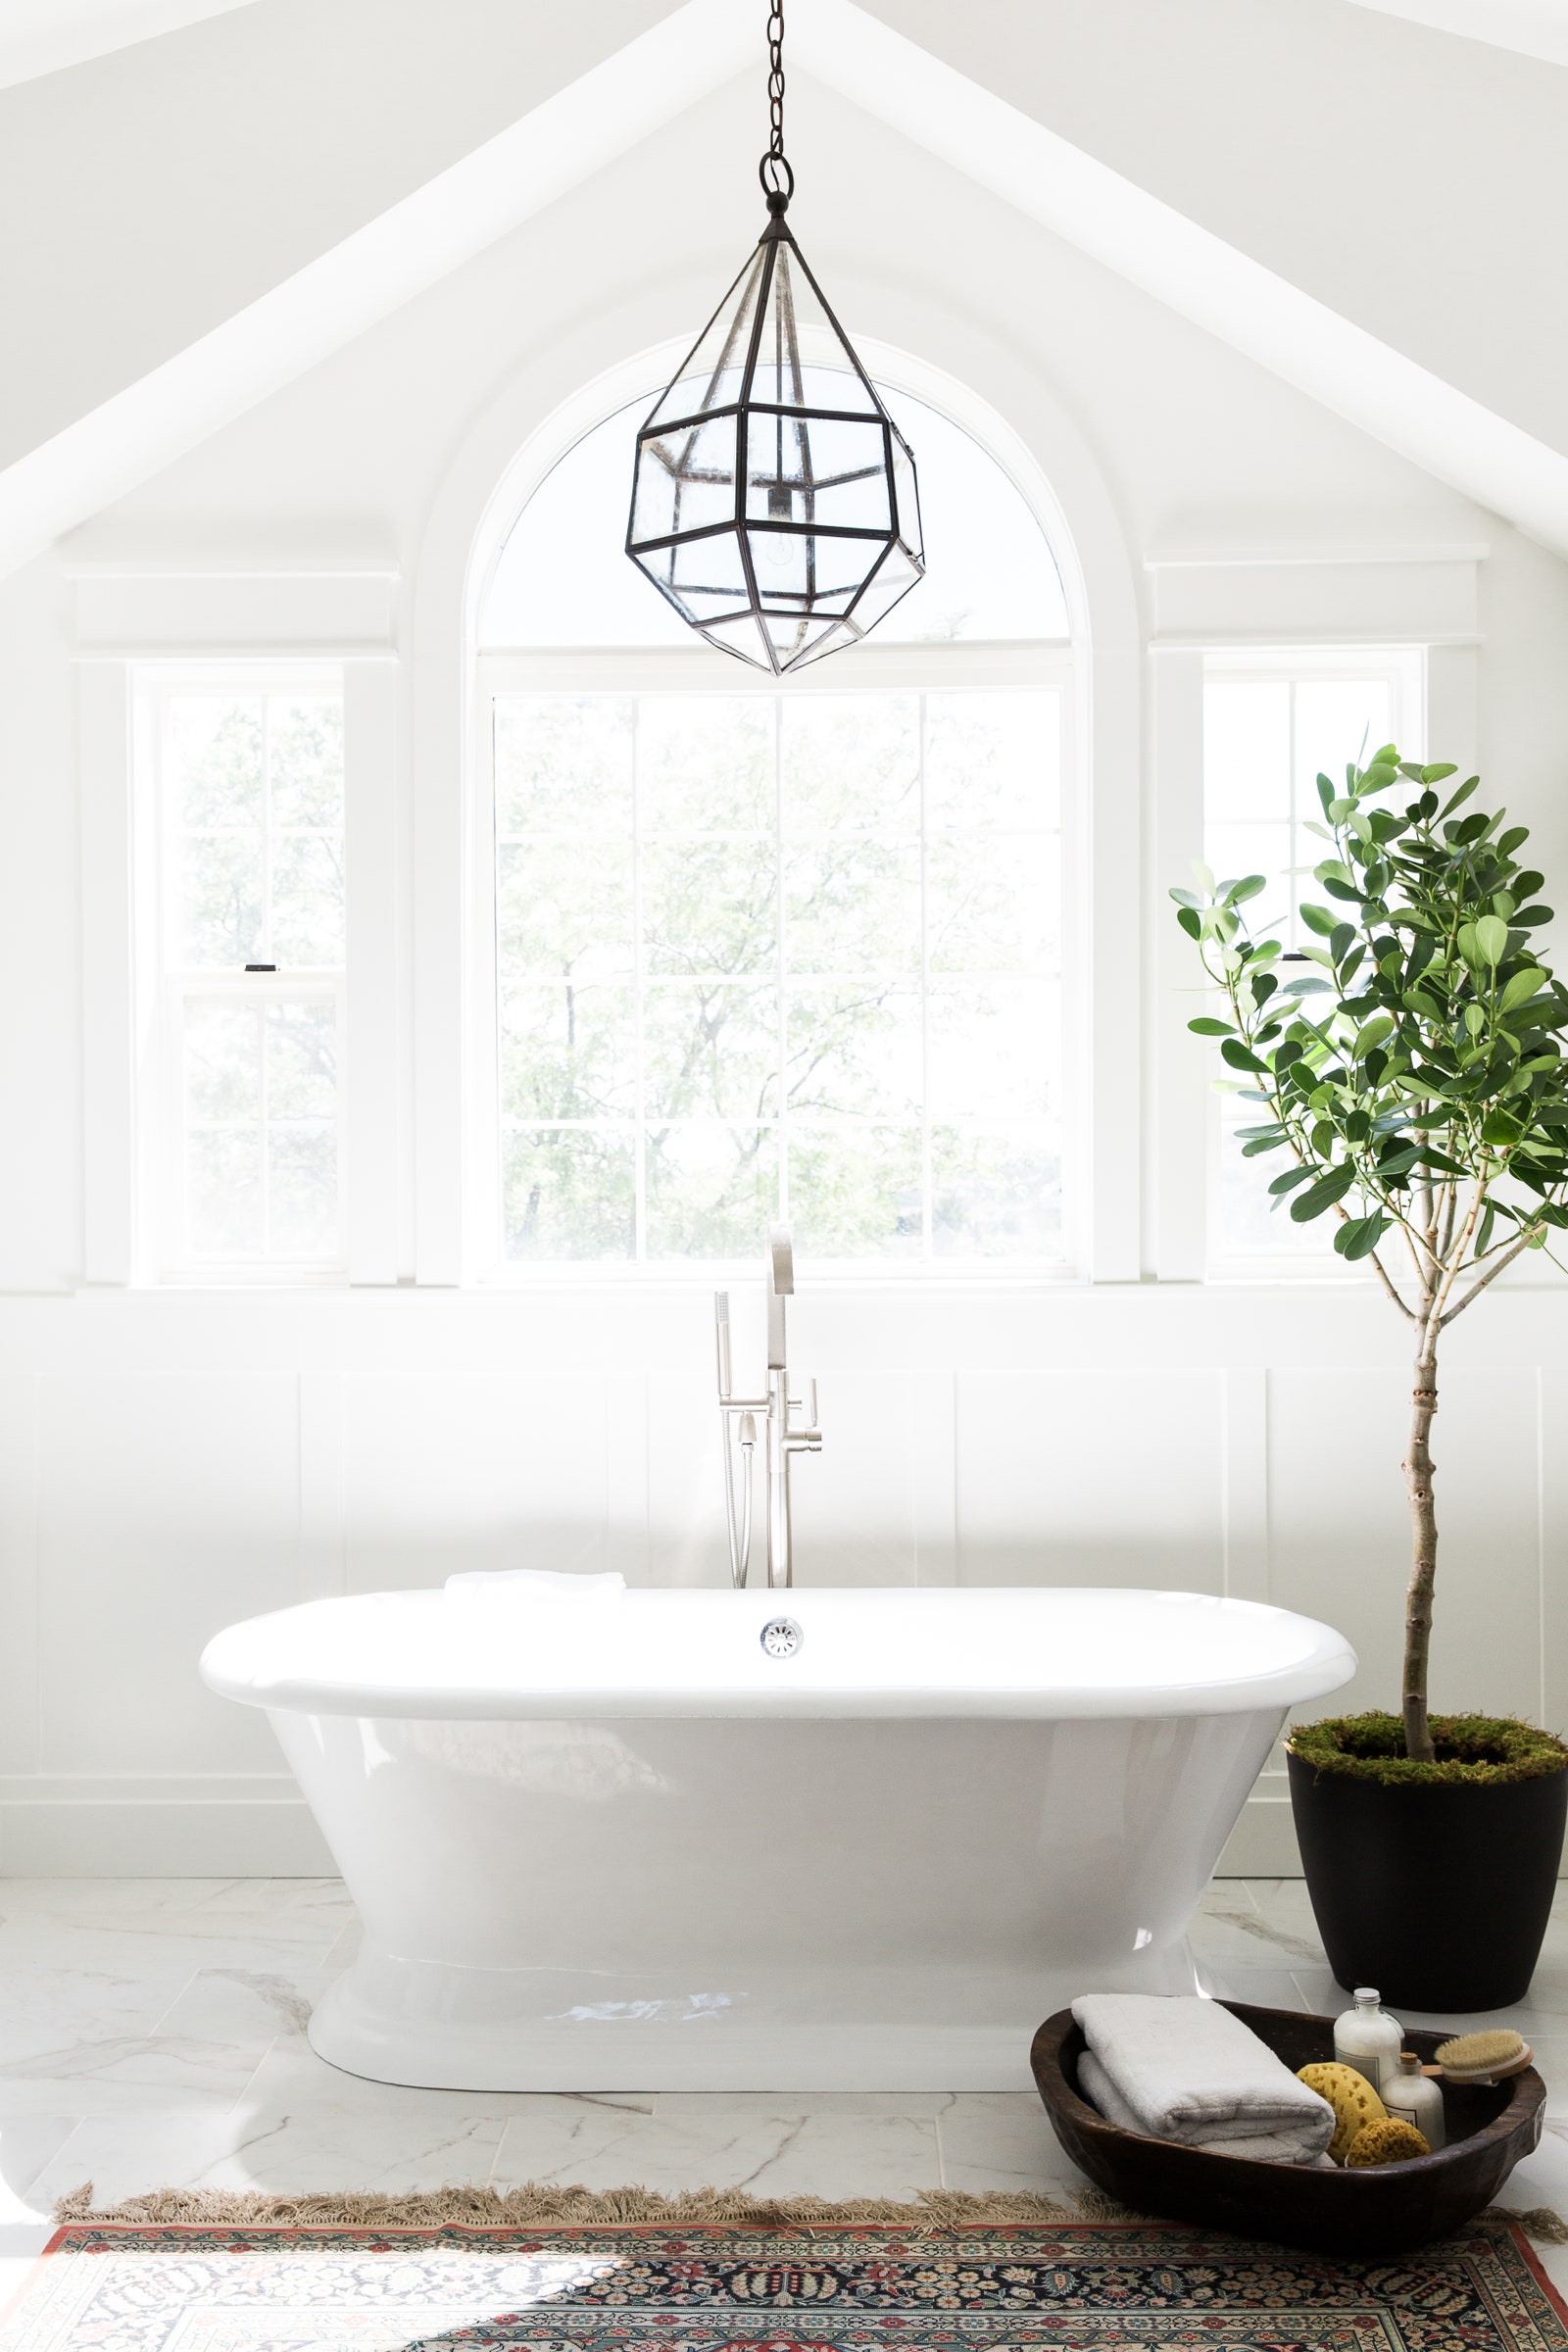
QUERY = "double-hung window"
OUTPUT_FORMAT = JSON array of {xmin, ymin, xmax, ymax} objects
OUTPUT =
[{"xmin": 139, "ymin": 667, "xmax": 346, "ymax": 1277}]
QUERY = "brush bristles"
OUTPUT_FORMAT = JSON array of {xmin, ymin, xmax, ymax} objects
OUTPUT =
[{"xmin": 1436, "ymin": 2030, "xmax": 1527, "ymax": 2072}]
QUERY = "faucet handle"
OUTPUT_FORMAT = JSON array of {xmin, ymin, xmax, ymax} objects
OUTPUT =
[{"xmin": 787, "ymin": 1378, "xmax": 822, "ymax": 1451}]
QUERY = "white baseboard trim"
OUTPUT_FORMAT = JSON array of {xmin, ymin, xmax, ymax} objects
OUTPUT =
[
  {"xmin": 0, "ymin": 1779, "xmax": 335, "ymax": 1874},
  {"xmin": 4, "ymin": 1780, "xmax": 1561, "ymax": 1882},
  {"xmin": 1215, "ymin": 1790, "xmax": 1301, "ymax": 1875}
]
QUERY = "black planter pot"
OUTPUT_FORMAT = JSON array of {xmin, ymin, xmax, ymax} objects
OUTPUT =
[{"xmin": 1287, "ymin": 1748, "xmax": 1568, "ymax": 2012}]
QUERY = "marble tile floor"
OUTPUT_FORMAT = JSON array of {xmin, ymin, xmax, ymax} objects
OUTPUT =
[{"xmin": 2, "ymin": 1874, "xmax": 1568, "ymax": 2302}]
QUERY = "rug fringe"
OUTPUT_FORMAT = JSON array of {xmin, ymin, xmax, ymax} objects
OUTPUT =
[
  {"xmin": 52, "ymin": 2181, "xmax": 1132, "ymax": 2230},
  {"xmin": 1498, "ymin": 2204, "xmax": 1568, "ymax": 2245},
  {"xmin": 51, "ymin": 2180, "xmax": 1568, "ymax": 2243}
]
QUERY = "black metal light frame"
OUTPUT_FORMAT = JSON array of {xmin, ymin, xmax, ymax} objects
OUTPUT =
[{"xmin": 624, "ymin": 5, "xmax": 924, "ymax": 675}]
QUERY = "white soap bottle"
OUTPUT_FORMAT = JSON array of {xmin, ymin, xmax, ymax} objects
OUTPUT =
[
  {"xmin": 1382, "ymin": 2050, "xmax": 1446, "ymax": 2151},
  {"xmin": 1334, "ymin": 1986, "xmax": 1403, "ymax": 2091}
]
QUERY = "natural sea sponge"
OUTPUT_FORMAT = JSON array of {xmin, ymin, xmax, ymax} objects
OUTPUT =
[
  {"xmin": 1345, "ymin": 2117, "xmax": 1431, "ymax": 2167},
  {"xmin": 1296, "ymin": 2061, "xmax": 1387, "ymax": 2164}
]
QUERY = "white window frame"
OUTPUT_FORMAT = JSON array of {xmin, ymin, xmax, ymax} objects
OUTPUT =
[
  {"xmin": 133, "ymin": 663, "xmax": 349, "ymax": 1285},
  {"xmin": 74, "ymin": 651, "xmax": 402, "ymax": 1291},
  {"xmin": 466, "ymin": 636, "xmax": 1081, "ymax": 1284},
  {"xmin": 1200, "ymin": 644, "xmax": 1426, "ymax": 1286}
]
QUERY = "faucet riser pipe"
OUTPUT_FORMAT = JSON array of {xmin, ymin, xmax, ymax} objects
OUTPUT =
[{"xmin": 766, "ymin": 1366, "xmax": 792, "ymax": 1588}]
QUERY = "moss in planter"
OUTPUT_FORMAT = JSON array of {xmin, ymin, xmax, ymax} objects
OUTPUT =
[{"xmin": 1289, "ymin": 1711, "xmax": 1568, "ymax": 1788}]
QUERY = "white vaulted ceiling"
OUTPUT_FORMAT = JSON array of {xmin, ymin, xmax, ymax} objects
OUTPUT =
[
  {"xmin": 0, "ymin": 0, "xmax": 1565, "ymax": 576},
  {"xmin": 0, "ymin": 0, "xmax": 256, "ymax": 88},
  {"xmin": 1349, "ymin": 0, "xmax": 1568, "ymax": 68}
]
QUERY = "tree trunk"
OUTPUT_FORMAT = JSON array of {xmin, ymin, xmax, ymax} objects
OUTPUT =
[{"xmin": 1402, "ymin": 1336, "xmax": 1440, "ymax": 1763}]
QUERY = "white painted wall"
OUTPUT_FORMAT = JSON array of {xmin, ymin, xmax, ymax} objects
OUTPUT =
[{"xmin": 2, "ymin": 77, "xmax": 1567, "ymax": 1872}]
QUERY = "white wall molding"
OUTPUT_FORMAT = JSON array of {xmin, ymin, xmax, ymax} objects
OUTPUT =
[
  {"xmin": 0, "ymin": 1783, "xmax": 334, "ymax": 1875},
  {"xmin": 72, "ymin": 567, "xmax": 399, "ymax": 655},
  {"xmin": 77, "ymin": 659, "xmax": 135, "ymax": 1286},
  {"xmin": 1147, "ymin": 647, "xmax": 1206, "ymax": 1282},
  {"xmin": 343, "ymin": 661, "xmax": 402, "ymax": 1284},
  {"xmin": 1145, "ymin": 548, "xmax": 1484, "ymax": 646}
]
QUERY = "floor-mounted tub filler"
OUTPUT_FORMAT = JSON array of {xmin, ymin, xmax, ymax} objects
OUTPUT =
[{"xmin": 200, "ymin": 1582, "xmax": 1354, "ymax": 2092}]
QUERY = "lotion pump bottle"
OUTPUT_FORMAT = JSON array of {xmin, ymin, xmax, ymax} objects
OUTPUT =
[
  {"xmin": 1334, "ymin": 1986, "xmax": 1403, "ymax": 2090},
  {"xmin": 1383, "ymin": 2050, "xmax": 1446, "ymax": 2150}
]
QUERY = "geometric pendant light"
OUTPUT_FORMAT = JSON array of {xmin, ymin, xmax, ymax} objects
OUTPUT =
[{"xmin": 626, "ymin": 3, "xmax": 925, "ymax": 674}]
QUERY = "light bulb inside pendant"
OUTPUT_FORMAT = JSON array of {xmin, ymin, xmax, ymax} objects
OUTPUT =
[{"xmin": 623, "ymin": 4, "xmax": 924, "ymax": 675}]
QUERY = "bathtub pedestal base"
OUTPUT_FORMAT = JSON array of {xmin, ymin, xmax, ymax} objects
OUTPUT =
[{"xmin": 306, "ymin": 1943, "xmax": 1204, "ymax": 2094}]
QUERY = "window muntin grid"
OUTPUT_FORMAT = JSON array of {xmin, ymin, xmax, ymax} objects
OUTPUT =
[
  {"xmin": 1202, "ymin": 659, "xmax": 1409, "ymax": 1268},
  {"xmin": 493, "ymin": 686, "xmax": 1064, "ymax": 1264},
  {"xmin": 154, "ymin": 684, "xmax": 345, "ymax": 1271}
]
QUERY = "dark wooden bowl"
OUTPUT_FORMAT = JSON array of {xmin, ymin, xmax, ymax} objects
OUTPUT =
[{"xmin": 1031, "ymin": 1999, "xmax": 1545, "ymax": 2256}]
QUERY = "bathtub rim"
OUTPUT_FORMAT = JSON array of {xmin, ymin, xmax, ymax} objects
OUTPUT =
[{"xmin": 200, "ymin": 1584, "xmax": 1357, "ymax": 1722}]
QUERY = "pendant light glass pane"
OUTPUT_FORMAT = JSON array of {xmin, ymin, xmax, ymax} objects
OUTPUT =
[
  {"xmin": 631, "ymin": 414, "xmax": 740, "ymax": 547},
  {"xmin": 646, "ymin": 250, "xmax": 769, "ymax": 428},
  {"xmin": 751, "ymin": 245, "xmax": 880, "ymax": 415},
  {"xmin": 889, "ymin": 426, "xmax": 923, "ymax": 564}
]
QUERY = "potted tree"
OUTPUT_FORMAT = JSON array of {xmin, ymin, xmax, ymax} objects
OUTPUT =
[{"xmin": 1174, "ymin": 749, "xmax": 1568, "ymax": 2011}]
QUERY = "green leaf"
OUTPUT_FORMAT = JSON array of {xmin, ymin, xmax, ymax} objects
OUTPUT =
[
  {"xmin": 1498, "ymin": 826, "xmax": 1530, "ymax": 858},
  {"xmin": 1188, "ymin": 1016, "xmax": 1234, "ymax": 1036},
  {"xmin": 1322, "ymin": 876, "xmax": 1363, "ymax": 904},
  {"xmin": 1299, "ymin": 904, "xmax": 1338, "ymax": 937},
  {"xmin": 1498, "ymin": 967, "xmax": 1547, "ymax": 1015},
  {"xmin": 1353, "ymin": 1012, "xmax": 1396, "ymax": 1055},
  {"xmin": 1440, "ymin": 776, "xmax": 1481, "ymax": 817},
  {"xmin": 1329, "ymin": 922, "xmax": 1356, "ymax": 963},
  {"xmin": 1192, "ymin": 859, "xmax": 1215, "ymax": 893},
  {"xmin": 1335, "ymin": 1212, "xmax": 1389, "ymax": 1261},
  {"xmin": 1290, "ymin": 1164, "xmax": 1357, "ymax": 1222},
  {"xmin": 1226, "ymin": 873, "xmax": 1267, "ymax": 905},
  {"xmin": 1514, "ymin": 905, "xmax": 1555, "ymax": 926},
  {"xmin": 1373, "ymin": 1145, "xmax": 1427, "ymax": 1177},
  {"xmin": 1177, "ymin": 906, "xmax": 1200, "ymax": 940},
  {"xmin": 1242, "ymin": 1134, "xmax": 1287, "ymax": 1156},
  {"xmin": 1475, "ymin": 914, "xmax": 1509, "ymax": 966},
  {"xmin": 1220, "ymin": 1038, "xmax": 1268, "ymax": 1075},
  {"xmin": 1422, "ymin": 763, "xmax": 1458, "ymax": 785},
  {"xmin": 1268, "ymin": 1166, "xmax": 1317, "ymax": 1196}
]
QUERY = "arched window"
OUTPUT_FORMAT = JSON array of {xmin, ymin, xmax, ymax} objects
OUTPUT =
[{"xmin": 473, "ymin": 385, "xmax": 1073, "ymax": 1269}]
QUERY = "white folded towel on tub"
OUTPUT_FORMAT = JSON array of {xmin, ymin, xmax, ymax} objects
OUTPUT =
[{"xmin": 1071, "ymin": 1994, "xmax": 1335, "ymax": 2162}]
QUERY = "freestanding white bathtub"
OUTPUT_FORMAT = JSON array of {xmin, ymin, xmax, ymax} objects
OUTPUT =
[{"xmin": 200, "ymin": 1585, "xmax": 1354, "ymax": 2092}]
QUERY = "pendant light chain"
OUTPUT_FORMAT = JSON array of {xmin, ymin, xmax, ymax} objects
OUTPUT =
[{"xmin": 760, "ymin": 1, "xmax": 794, "ymax": 205}]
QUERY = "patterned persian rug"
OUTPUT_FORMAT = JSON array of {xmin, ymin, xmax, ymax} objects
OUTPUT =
[{"xmin": 4, "ymin": 2212, "xmax": 1567, "ymax": 2352}]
